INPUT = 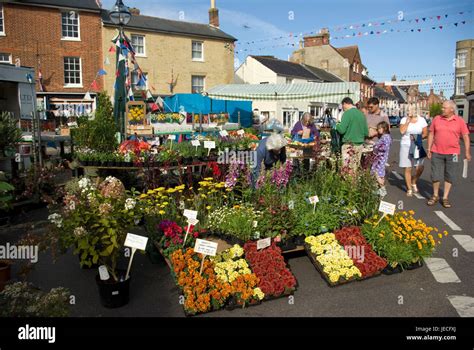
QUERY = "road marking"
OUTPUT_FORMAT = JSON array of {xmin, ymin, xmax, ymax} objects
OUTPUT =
[
  {"xmin": 424, "ymin": 258, "xmax": 461, "ymax": 283},
  {"xmin": 434, "ymin": 211, "xmax": 462, "ymax": 231},
  {"xmin": 453, "ymin": 235, "xmax": 474, "ymax": 252},
  {"xmin": 413, "ymin": 193, "xmax": 425, "ymax": 199},
  {"xmin": 447, "ymin": 296, "xmax": 474, "ymax": 317},
  {"xmin": 391, "ymin": 171, "xmax": 404, "ymax": 180}
]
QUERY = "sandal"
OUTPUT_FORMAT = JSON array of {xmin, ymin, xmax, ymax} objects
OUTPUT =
[
  {"xmin": 427, "ymin": 196, "xmax": 439, "ymax": 206},
  {"xmin": 442, "ymin": 198, "xmax": 452, "ymax": 208},
  {"xmin": 407, "ymin": 190, "xmax": 413, "ymax": 197}
]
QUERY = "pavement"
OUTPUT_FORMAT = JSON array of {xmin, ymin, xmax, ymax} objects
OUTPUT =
[{"xmin": 0, "ymin": 129, "xmax": 473, "ymax": 317}]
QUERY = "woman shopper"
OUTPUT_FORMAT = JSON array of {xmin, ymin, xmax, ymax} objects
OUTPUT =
[
  {"xmin": 399, "ymin": 106, "xmax": 428, "ymax": 196},
  {"xmin": 291, "ymin": 112, "xmax": 320, "ymax": 142}
]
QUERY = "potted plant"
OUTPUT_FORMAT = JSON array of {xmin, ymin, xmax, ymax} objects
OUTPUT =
[
  {"xmin": 47, "ymin": 176, "xmax": 142, "ymax": 308},
  {"xmin": 0, "ymin": 260, "xmax": 11, "ymax": 292},
  {"xmin": 0, "ymin": 112, "xmax": 22, "ymax": 158}
]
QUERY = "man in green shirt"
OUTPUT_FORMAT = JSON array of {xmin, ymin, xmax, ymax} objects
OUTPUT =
[{"xmin": 336, "ymin": 97, "xmax": 369, "ymax": 172}]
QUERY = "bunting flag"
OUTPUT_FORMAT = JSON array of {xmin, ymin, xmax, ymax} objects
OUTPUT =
[
  {"xmin": 146, "ymin": 90, "xmax": 153, "ymax": 100},
  {"xmin": 156, "ymin": 96, "xmax": 164, "ymax": 109},
  {"xmin": 150, "ymin": 103, "xmax": 160, "ymax": 112},
  {"xmin": 97, "ymin": 69, "xmax": 107, "ymax": 76},
  {"xmin": 118, "ymin": 54, "xmax": 126, "ymax": 62},
  {"xmin": 104, "ymin": 57, "xmax": 110, "ymax": 65},
  {"xmin": 38, "ymin": 69, "xmax": 45, "ymax": 92},
  {"xmin": 91, "ymin": 80, "xmax": 100, "ymax": 91},
  {"xmin": 109, "ymin": 46, "xmax": 116, "ymax": 53},
  {"xmin": 84, "ymin": 92, "xmax": 92, "ymax": 100}
]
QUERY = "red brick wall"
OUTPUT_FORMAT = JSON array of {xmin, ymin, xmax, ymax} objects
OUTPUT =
[{"xmin": 0, "ymin": 4, "xmax": 103, "ymax": 93}]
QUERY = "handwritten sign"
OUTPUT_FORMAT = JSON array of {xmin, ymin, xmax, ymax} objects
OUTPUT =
[
  {"xmin": 194, "ymin": 239, "xmax": 218, "ymax": 257},
  {"xmin": 183, "ymin": 209, "xmax": 198, "ymax": 220},
  {"xmin": 379, "ymin": 201, "xmax": 396, "ymax": 216},
  {"xmin": 191, "ymin": 140, "xmax": 201, "ymax": 147},
  {"xmin": 204, "ymin": 141, "xmax": 216, "ymax": 149},
  {"xmin": 124, "ymin": 233, "xmax": 149, "ymax": 251},
  {"xmin": 308, "ymin": 196, "xmax": 319, "ymax": 204},
  {"xmin": 257, "ymin": 237, "xmax": 271, "ymax": 250}
]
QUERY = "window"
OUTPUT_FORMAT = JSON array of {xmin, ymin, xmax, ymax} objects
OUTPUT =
[
  {"xmin": 0, "ymin": 5, "xmax": 4, "ymax": 35},
  {"xmin": 131, "ymin": 35, "xmax": 146, "ymax": 56},
  {"xmin": 456, "ymin": 76, "xmax": 465, "ymax": 95},
  {"xmin": 191, "ymin": 75, "xmax": 205, "ymax": 93},
  {"xmin": 286, "ymin": 77, "xmax": 293, "ymax": 84},
  {"xmin": 63, "ymin": 57, "xmax": 82, "ymax": 86},
  {"xmin": 61, "ymin": 11, "xmax": 80, "ymax": 39},
  {"xmin": 131, "ymin": 71, "xmax": 148, "ymax": 90},
  {"xmin": 0, "ymin": 53, "xmax": 11, "ymax": 63},
  {"xmin": 456, "ymin": 51, "xmax": 467, "ymax": 68},
  {"xmin": 282, "ymin": 110, "xmax": 297, "ymax": 128},
  {"xmin": 192, "ymin": 41, "xmax": 203, "ymax": 61}
]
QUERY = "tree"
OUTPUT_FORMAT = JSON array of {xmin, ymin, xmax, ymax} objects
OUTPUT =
[
  {"xmin": 0, "ymin": 112, "xmax": 22, "ymax": 155},
  {"xmin": 73, "ymin": 91, "xmax": 118, "ymax": 152},
  {"xmin": 430, "ymin": 103, "xmax": 442, "ymax": 118}
]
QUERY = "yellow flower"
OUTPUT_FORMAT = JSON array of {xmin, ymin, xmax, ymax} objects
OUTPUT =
[
  {"xmin": 438, "ymin": 234, "xmax": 443, "ymax": 239},
  {"xmin": 409, "ymin": 210, "xmax": 415, "ymax": 215},
  {"xmin": 206, "ymin": 206, "xmax": 211, "ymax": 210},
  {"xmin": 200, "ymin": 194, "xmax": 207, "ymax": 198},
  {"xmin": 444, "ymin": 231, "xmax": 449, "ymax": 236},
  {"xmin": 158, "ymin": 210, "xmax": 165, "ymax": 215}
]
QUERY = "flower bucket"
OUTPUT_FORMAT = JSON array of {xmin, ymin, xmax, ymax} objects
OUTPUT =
[{"xmin": 95, "ymin": 270, "xmax": 131, "ymax": 308}]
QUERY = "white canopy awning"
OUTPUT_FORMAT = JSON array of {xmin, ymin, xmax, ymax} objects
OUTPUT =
[{"xmin": 206, "ymin": 82, "xmax": 360, "ymax": 103}]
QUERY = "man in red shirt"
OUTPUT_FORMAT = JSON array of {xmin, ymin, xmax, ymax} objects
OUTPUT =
[{"xmin": 427, "ymin": 100, "xmax": 471, "ymax": 208}]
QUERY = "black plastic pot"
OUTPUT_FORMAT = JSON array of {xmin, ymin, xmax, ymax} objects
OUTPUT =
[
  {"xmin": 293, "ymin": 235, "xmax": 306, "ymax": 246},
  {"xmin": 146, "ymin": 242, "xmax": 163, "ymax": 264},
  {"xmin": 278, "ymin": 239, "xmax": 297, "ymax": 252},
  {"xmin": 405, "ymin": 260, "xmax": 424, "ymax": 270},
  {"xmin": 381, "ymin": 264, "xmax": 403, "ymax": 275},
  {"xmin": 96, "ymin": 271, "xmax": 131, "ymax": 308},
  {"xmin": 0, "ymin": 262, "xmax": 11, "ymax": 292}
]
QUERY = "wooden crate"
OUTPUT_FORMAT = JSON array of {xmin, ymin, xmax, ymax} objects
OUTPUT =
[{"xmin": 127, "ymin": 124, "xmax": 153, "ymax": 136}]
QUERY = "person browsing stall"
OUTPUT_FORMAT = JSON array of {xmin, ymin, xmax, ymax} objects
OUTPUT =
[
  {"xmin": 291, "ymin": 112, "xmax": 320, "ymax": 142},
  {"xmin": 253, "ymin": 133, "xmax": 287, "ymax": 182}
]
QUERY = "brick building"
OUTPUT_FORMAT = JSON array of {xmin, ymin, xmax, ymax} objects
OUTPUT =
[
  {"xmin": 290, "ymin": 28, "xmax": 374, "ymax": 103},
  {"xmin": 0, "ymin": 0, "xmax": 103, "ymax": 125}
]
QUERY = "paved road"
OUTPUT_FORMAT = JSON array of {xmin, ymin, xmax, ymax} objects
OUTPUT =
[{"xmin": 0, "ymin": 129, "xmax": 472, "ymax": 317}]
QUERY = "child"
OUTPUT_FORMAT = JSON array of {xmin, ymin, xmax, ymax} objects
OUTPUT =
[{"xmin": 371, "ymin": 121, "xmax": 392, "ymax": 197}]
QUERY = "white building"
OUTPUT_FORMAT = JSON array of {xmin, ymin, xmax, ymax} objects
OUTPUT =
[{"xmin": 233, "ymin": 55, "xmax": 356, "ymax": 128}]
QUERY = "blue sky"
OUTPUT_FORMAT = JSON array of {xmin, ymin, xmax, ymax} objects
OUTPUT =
[{"xmin": 102, "ymin": 0, "xmax": 474, "ymax": 96}]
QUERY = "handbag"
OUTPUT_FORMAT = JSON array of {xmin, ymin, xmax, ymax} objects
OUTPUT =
[{"xmin": 330, "ymin": 126, "xmax": 342, "ymax": 154}]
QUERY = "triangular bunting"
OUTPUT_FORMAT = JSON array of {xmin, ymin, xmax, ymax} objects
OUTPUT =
[
  {"xmin": 109, "ymin": 46, "xmax": 116, "ymax": 53},
  {"xmin": 437, "ymin": 16, "xmax": 441, "ymax": 20},
  {"xmin": 104, "ymin": 57, "xmax": 110, "ymax": 65},
  {"xmin": 91, "ymin": 80, "xmax": 100, "ymax": 91},
  {"xmin": 146, "ymin": 90, "xmax": 153, "ymax": 100},
  {"xmin": 84, "ymin": 92, "xmax": 92, "ymax": 100}
]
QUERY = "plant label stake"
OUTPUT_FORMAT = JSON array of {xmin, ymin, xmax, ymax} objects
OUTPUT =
[
  {"xmin": 168, "ymin": 134, "xmax": 176, "ymax": 150},
  {"xmin": 193, "ymin": 239, "xmax": 218, "ymax": 275},
  {"xmin": 124, "ymin": 233, "xmax": 149, "ymax": 280},
  {"xmin": 183, "ymin": 209, "xmax": 198, "ymax": 220},
  {"xmin": 309, "ymin": 196, "xmax": 319, "ymax": 212},
  {"xmin": 183, "ymin": 218, "xmax": 199, "ymax": 248},
  {"xmin": 191, "ymin": 140, "xmax": 200, "ymax": 154},
  {"xmin": 204, "ymin": 141, "xmax": 215, "ymax": 157},
  {"xmin": 377, "ymin": 201, "xmax": 396, "ymax": 225},
  {"xmin": 98, "ymin": 265, "xmax": 110, "ymax": 281},
  {"xmin": 257, "ymin": 237, "xmax": 271, "ymax": 251}
]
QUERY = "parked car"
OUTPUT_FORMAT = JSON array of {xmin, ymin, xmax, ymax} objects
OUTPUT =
[{"xmin": 389, "ymin": 116, "xmax": 401, "ymax": 127}]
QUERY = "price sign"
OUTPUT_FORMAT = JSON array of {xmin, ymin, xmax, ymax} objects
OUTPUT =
[
  {"xmin": 191, "ymin": 140, "xmax": 201, "ymax": 147},
  {"xmin": 219, "ymin": 130, "xmax": 229, "ymax": 137},
  {"xmin": 237, "ymin": 129, "xmax": 245, "ymax": 136},
  {"xmin": 257, "ymin": 237, "xmax": 271, "ymax": 250},
  {"xmin": 194, "ymin": 239, "xmax": 218, "ymax": 257},
  {"xmin": 379, "ymin": 201, "xmax": 396, "ymax": 216},
  {"xmin": 168, "ymin": 134, "xmax": 176, "ymax": 141},
  {"xmin": 124, "ymin": 233, "xmax": 149, "ymax": 251},
  {"xmin": 308, "ymin": 196, "xmax": 319, "ymax": 204},
  {"xmin": 204, "ymin": 141, "xmax": 216, "ymax": 149},
  {"xmin": 183, "ymin": 209, "xmax": 198, "ymax": 220}
]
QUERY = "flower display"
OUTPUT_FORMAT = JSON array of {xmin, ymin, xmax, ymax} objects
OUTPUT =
[
  {"xmin": 244, "ymin": 241, "xmax": 297, "ymax": 297},
  {"xmin": 124, "ymin": 198, "xmax": 136, "ymax": 211},
  {"xmin": 256, "ymin": 161, "xmax": 293, "ymax": 190},
  {"xmin": 48, "ymin": 213, "xmax": 63, "ymax": 228},
  {"xmin": 334, "ymin": 226, "xmax": 387, "ymax": 278},
  {"xmin": 362, "ymin": 211, "xmax": 446, "ymax": 268},
  {"xmin": 128, "ymin": 106, "xmax": 145, "ymax": 123},
  {"xmin": 99, "ymin": 176, "xmax": 125, "ymax": 199},
  {"xmin": 157, "ymin": 220, "xmax": 200, "ymax": 258},
  {"xmin": 305, "ymin": 234, "xmax": 362, "ymax": 284}
]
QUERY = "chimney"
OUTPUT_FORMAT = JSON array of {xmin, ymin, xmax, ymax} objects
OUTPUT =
[
  {"xmin": 209, "ymin": 0, "xmax": 219, "ymax": 28},
  {"xmin": 129, "ymin": 7, "xmax": 140, "ymax": 16},
  {"xmin": 440, "ymin": 90, "xmax": 444, "ymax": 97},
  {"xmin": 303, "ymin": 28, "xmax": 330, "ymax": 47}
]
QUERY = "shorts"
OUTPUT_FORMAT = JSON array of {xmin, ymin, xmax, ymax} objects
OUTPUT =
[
  {"xmin": 399, "ymin": 144, "xmax": 425, "ymax": 168},
  {"xmin": 431, "ymin": 152, "xmax": 460, "ymax": 184}
]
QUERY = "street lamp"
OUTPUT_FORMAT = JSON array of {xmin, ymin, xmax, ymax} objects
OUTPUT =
[
  {"xmin": 109, "ymin": 0, "xmax": 131, "ymax": 27},
  {"xmin": 109, "ymin": 0, "xmax": 132, "ymax": 142}
]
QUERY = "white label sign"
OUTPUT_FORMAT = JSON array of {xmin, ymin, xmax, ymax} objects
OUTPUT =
[
  {"xmin": 124, "ymin": 233, "xmax": 149, "ymax": 251},
  {"xmin": 204, "ymin": 141, "xmax": 216, "ymax": 149},
  {"xmin": 309, "ymin": 196, "xmax": 319, "ymax": 204},
  {"xmin": 183, "ymin": 209, "xmax": 198, "ymax": 220},
  {"xmin": 257, "ymin": 237, "xmax": 271, "ymax": 250},
  {"xmin": 219, "ymin": 130, "xmax": 229, "ymax": 137},
  {"xmin": 168, "ymin": 134, "xmax": 176, "ymax": 141},
  {"xmin": 187, "ymin": 218, "xmax": 199, "ymax": 226},
  {"xmin": 194, "ymin": 239, "xmax": 218, "ymax": 257},
  {"xmin": 237, "ymin": 129, "xmax": 245, "ymax": 136},
  {"xmin": 191, "ymin": 140, "xmax": 200, "ymax": 147},
  {"xmin": 98, "ymin": 265, "xmax": 110, "ymax": 281},
  {"xmin": 379, "ymin": 201, "xmax": 396, "ymax": 216}
]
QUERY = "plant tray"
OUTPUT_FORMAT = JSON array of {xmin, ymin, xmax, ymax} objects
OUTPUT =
[{"xmin": 304, "ymin": 244, "xmax": 358, "ymax": 287}]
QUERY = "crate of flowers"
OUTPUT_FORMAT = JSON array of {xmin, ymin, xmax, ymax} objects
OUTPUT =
[{"xmin": 304, "ymin": 234, "xmax": 362, "ymax": 287}]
